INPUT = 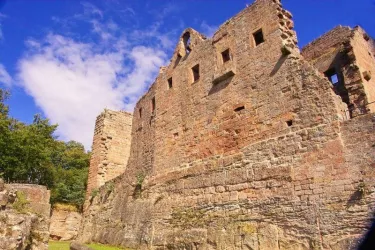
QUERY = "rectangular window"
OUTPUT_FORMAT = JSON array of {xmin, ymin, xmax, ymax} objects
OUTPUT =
[
  {"xmin": 221, "ymin": 49, "xmax": 231, "ymax": 63},
  {"xmin": 253, "ymin": 29, "xmax": 265, "ymax": 46},
  {"xmin": 151, "ymin": 97, "xmax": 156, "ymax": 114},
  {"xmin": 325, "ymin": 69, "xmax": 339, "ymax": 85},
  {"xmin": 192, "ymin": 64, "xmax": 200, "ymax": 82},
  {"xmin": 139, "ymin": 108, "xmax": 142, "ymax": 118},
  {"xmin": 168, "ymin": 77, "xmax": 173, "ymax": 89}
]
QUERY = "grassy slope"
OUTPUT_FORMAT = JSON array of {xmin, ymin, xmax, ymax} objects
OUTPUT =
[{"xmin": 49, "ymin": 241, "xmax": 132, "ymax": 250}]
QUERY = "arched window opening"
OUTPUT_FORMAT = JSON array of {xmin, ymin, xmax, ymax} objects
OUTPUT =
[{"xmin": 183, "ymin": 32, "xmax": 192, "ymax": 54}]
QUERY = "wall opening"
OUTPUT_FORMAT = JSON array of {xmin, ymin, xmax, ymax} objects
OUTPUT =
[
  {"xmin": 183, "ymin": 32, "xmax": 192, "ymax": 55},
  {"xmin": 253, "ymin": 29, "xmax": 265, "ymax": 46},
  {"xmin": 139, "ymin": 108, "xmax": 142, "ymax": 118},
  {"xmin": 192, "ymin": 64, "xmax": 200, "ymax": 82},
  {"xmin": 325, "ymin": 68, "xmax": 339, "ymax": 85},
  {"xmin": 221, "ymin": 49, "xmax": 231, "ymax": 63},
  {"xmin": 151, "ymin": 97, "xmax": 156, "ymax": 114},
  {"xmin": 286, "ymin": 120, "xmax": 293, "ymax": 127},
  {"xmin": 234, "ymin": 106, "xmax": 245, "ymax": 112},
  {"xmin": 168, "ymin": 77, "xmax": 173, "ymax": 89},
  {"xmin": 324, "ymin": 68, "xmax": 351, "ymax": 114}
]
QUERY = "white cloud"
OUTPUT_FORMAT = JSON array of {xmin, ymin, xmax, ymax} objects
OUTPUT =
[
  {"xmin": 0, "ymin": 64, "xmax": 12, "ymax": 86},
  {"xmin": 12, "ymin": 2, "xmax": 184, "ymax": 149},
  {"xmin": 17, "ymin": 33, "xmax": 167, "ymax": 149},
  {"xmin": 200, "ymin": 21, "xmax": 218, "ymax": 38}
]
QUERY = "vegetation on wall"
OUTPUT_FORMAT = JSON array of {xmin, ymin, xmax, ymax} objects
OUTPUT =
[{"xmin": 0, "ymin": 89, "xmax": 90, "ymax": 210}]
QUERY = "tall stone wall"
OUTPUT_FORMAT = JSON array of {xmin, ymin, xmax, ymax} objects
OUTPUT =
[
  {"xmin": 80, "ymin": 0, "xmax": 375, "ymax": 249},
  {"xmin": 86, "ymin": 109, "xmax": 132, "ymax": 199}
]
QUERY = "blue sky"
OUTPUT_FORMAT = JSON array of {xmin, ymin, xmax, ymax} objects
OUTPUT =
[{"xmin": 0, "ymin": 0, "xmax": 374, "ymax": 149}]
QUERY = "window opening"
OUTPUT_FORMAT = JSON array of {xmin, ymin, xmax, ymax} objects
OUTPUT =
[
  {"xmin": 151, "ymin": 97, "xmax": 156, "ymax": 114},
  {"xmin": 183, "ymin": 32, "xmax": 192, "ymax": 54},
  {"xmin": 234, "ymin": 106, "xmax": 245, "ymax": 112},
  {"xmin": 192, "ymin": 64, "xmax": 200, "ymax": 82},
  {"xmin": 253, "ymin": 29, "xmax": 265, "ymax": 46},
  {"xmin": 325, "ymin": 69, "xmax": 339, "ymax": 85},
  {"xmin": 286, "ymin": 120, "xmax": 293, "ymax": 127},
  {"xmin": 139, "ymin": 108, "xmax": 142, "ymax": 118},
  {"xmin": 221, "ymin": 49, "xmax": 231, "ymax": 63},
  {"xmin": 168, "ymin": 77, "xmax": 173, "ymax": 89}
]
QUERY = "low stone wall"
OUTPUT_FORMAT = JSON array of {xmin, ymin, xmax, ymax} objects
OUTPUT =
[
  {"xmin": 0, "ymin": 180, "xmax": 51, "ymax": 250},
  {"xmin": 50, "ymin": 204, "xmax": 82, "ymax": 241}
]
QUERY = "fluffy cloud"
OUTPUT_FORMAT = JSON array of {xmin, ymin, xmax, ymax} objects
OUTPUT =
[
  {"xmin": 13, "ymin": 1, "xmax": 185, "ymax": 149},
  {"xmin": 0, "ymin": 64, "xmax": 12, "ymax": 86},
  {"xmin": 17, "ymin": 33, "xmax": 167, "ymax": 149}
]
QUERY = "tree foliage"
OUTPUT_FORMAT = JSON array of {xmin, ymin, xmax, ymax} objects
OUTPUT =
[{"xmin": 0, "ymin": 89, "xmax": 90, "ymax": 210}]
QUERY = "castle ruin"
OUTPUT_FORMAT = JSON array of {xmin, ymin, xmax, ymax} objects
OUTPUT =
[{"xmin": 80, "ymin": 0, "xmax": 375, "ymax": 249}]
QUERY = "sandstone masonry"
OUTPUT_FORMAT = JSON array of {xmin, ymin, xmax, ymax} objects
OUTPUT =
[
  {"xmin": 80, "ymin": 0, "xmax": 375, "ymax": 249},
  {"xmin": 86, "ymin": 109, "xmax": 132, "ymax": 199},
  {"xmin": 0, "ymin": 180, "xmax": 51, "ymax": 250}
]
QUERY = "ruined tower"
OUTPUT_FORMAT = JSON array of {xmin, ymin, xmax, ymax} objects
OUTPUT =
[
  {"xmin": 85, "ymin": 109, "xmax": 132, "ymax": 199},
  {"xmin": 302, "ymin": 26, "xmax": 375, "ymax": 117}
]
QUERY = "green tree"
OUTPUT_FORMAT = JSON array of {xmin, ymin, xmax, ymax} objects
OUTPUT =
[
  {"xmin": 51, "ymin": 140, "xmax": 90, "ymax": 209},
  {"xmin": 0, "ymin": 89, "xmax": 90, "ymax": 210}
]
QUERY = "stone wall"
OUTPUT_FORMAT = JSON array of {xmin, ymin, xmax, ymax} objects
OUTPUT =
[
  {"xmin": 302, "ymin": 26, "xmax": 375, "ymax": 116},
  {"xmin": 86, "ymin": 109, "xmax": 132, "ymax": 200},
  {"xmin": 50, "ymin": 205, "xmax": 82, "ymax": 241},
  {"xmin": 0, "ymin": 181, "xmax": 51, "ymax": 250},
  {"xmin": 80, "ymin": 0, "xmax": 375, "ymax": 249}
]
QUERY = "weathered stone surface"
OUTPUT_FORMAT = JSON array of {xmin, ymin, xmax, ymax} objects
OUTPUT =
[
  {"xmin": 79, "ymin": 0, "xmax": 375, "ymax": 249},
  {"xmin": 302, "ymin": 26, "xmax": 375, "ymax": 116},
  {"xmin": 0, "ymin": 181, "xmax": 51, "ymax": 250},
  {"xmin": 86, "ymin": 109, "xmax": 132, "ymax": 201},
  {"xmin": 50, "ymin": 205, "xmax": 82, "ymax": 241}
]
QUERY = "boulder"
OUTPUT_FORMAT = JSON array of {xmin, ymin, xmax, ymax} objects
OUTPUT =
[{"xmin": 70, "ymin": 241, "xmax": 94, "ymax": 250}]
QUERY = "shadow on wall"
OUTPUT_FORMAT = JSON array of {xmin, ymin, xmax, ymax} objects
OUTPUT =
[
  {"xmin": 358, "ymin": 216, "xmax": 375, "ymax": 249},
  {"xmin": 270, "ymin": 55, "xmax": 287, "ymax": 77},
  {"xmin": 208, "ymin": 75, "xmax": 234, "ymax": 95}
]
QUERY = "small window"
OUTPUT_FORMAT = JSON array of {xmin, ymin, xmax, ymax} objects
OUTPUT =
[
  {"xmin": 221, "ymin": 49, "xmax": 231, "ymax": 63},
  {"xmin": 183, "ymin": 32, "xmax": 192, "ymax": 54},
  {"xmin": 192, "ymin": 64, "xmax": 200, "ymax": 82},
  {"xmin": 253, "ymin": 29, "xmax": 265, "ymax": 46},
  {"xmin": 168, "ymin": 77, "xmax": 173, "ymax": 89},
  {"xmin": 286, "ymin": 120, "xmax": 293, "ymax": 127},
  {"xmin": 139, "ymin": 108, "xmax": 142, "ymax": 118},
  {"xmin": 325, "ymin": 69, "xmax": 339, "ymax": 85},
  {"xmin": 151, "ymin": 97, "xmax": 156, "ymax": 114}
]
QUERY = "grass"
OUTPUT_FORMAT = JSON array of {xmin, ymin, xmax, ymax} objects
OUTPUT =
[
  {"xmin": 86, "ymin": 243, "xmax": 131, "ymax": 250},
  {"xmin": 48, "ymin": 241, "xmax": 132, "ymax": 250},
  {"xmin": 48, "ymin": 241, "xmax": 70, "ymax": 250}
]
